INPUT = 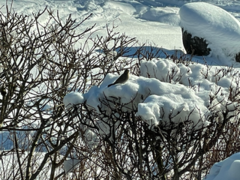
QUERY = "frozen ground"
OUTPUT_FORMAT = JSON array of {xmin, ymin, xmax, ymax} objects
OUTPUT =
[
  {"xmin": 1, "ymin": 0, "xmax": 240, "ymax": 179},
  {"xmin": 2, "ymin": 0, "xmax": 240, "ymax": 66}
]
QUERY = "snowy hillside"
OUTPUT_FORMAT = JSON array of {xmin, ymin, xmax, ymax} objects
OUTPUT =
[{"xmin": 1, "ymin": 0, "xmax": 240, "ymax": 179}]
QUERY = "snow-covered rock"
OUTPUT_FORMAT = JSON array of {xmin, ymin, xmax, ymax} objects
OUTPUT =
[
  {"xmin": 182, "ymin": 30, "xmax": 211, "ymax": 56},
  {"xmin": 179, "ymin": 2, "xmax": 240, "ymax": 64}
]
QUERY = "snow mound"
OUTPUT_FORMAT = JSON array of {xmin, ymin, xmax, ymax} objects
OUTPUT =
[
  {"xmin": 136, "ymin": 94, "xmax": 209, "ymax": 128},
  {"xmin": 205, "ymin": 152, "xmax": 240, "ymax": 180},
  {"xmin": 63, "ymin": 92, "xmax": 84, "ymax": 109},
  {"xmin": 138, "ymin": 6, "xmax": 180, "ymax": 26},
  {"xmin": 179, "ymin": 2, "xmax": 240, "ymax": 64},
  {"xmin": 76, "ymin": 66, "xmax": 211, "ymax": 129},
  {"xmin": 64, "ymin": 57, "xmax": 240, "ymax": 130}
]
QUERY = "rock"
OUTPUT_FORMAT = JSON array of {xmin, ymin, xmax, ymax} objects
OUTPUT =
[
  {"xmin": 182, "ymin": 29, "xmax": 210, "ymax": 56},
  {"xmin": 179, "ymin": 2, "xmax": 240, "ymax": 62}
]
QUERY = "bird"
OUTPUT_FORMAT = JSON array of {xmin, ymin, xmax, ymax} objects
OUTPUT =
[{"xmin": 108, "ymin": 69, "xmax": 129, "ymax": 87}]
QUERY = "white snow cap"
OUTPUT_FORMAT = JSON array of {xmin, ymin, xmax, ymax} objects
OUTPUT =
[
  {"xmin": 179, "ymin": 2, "xmax": 240, "ymax": 63},
  {"xmin": 63, "ymin": 92, "xmax": 84, "ymax": 109},
  {"xmin": 205, "ymin": 152, "xmax": 240, "ymax": 180},
  {"xmin": 83, "ymin": 65, "xmax": 211, "ymax": 129},
  {"xmin": 64, "ymin": 57, "xmax": 240, "ymax": 129}
]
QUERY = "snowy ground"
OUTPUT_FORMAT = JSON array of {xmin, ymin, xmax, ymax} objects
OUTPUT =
[
  {"xmin": 1, "ymin": 0, "xmax": 240, "ymax": 179},
  {"xmin": 4, "ymin": 0, "xmax": 240, "ymax": 67}
]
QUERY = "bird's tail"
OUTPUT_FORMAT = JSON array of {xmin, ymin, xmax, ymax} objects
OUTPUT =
[{"xmin": 108, "ymin": 83, "xmax": 114, "ymax": 87}]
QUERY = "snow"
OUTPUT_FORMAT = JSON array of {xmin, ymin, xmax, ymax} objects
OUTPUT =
[
  {"xmin": 137, "ymin": 94, "xmax": 209, "ymax": 128},
  {"xmin": 1, "ymin": 0, "xmax": 240, "ymax": 179},
  {"xmin": 63, "ymin": 92, "xmax": 84, "ymax": 109},
  {"xmin": 180, "ymin": 2, "xmax": 240, "ymax": 65},
  {"xmin": 138, "ymin": 6, "xmax": 180, "ymax": 26},
  {"xmin": 85, "ymin": 68, "xmax": 210, "ymax": 125},
  {"xmin": 205, "ymin": 153, "xmax": 240, "ymax": 180},
  {"xmin": 74, "ymin": 56, "xmax": 239, "ymax": 131}
]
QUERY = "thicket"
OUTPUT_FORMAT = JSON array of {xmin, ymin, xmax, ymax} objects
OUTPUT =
[{"xmin": 0, "ymin": 4, "xmax": 240, "ymax": 180}]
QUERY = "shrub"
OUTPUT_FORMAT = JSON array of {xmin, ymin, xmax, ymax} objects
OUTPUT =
[{"xmin": 1, "ymin": 3, "xmax": 240, "ymax": 180}]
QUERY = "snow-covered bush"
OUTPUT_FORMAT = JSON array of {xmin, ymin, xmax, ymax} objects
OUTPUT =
[
  {"xmin": 70, "ymin": 51, "xmax": 240, "ymax": 179},
  {"xmin": 1, "ymin": 2, "xmax": 240, "ymax": 180},
  {"xmin": 0, "ymin": 5, "xmax": 96, "ymax": 179},
  {"xmin": 0, "ymin": 2, "xmax": 139, "ymax": 179}
]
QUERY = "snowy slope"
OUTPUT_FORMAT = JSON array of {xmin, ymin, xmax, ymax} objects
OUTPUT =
[
  {"xmin": 2, "ymin": 0, "xmax": 240, "ymax": 66},
  {"xmin": 1, "ymin": 0, "xmax": 240, "ymax": 179}
]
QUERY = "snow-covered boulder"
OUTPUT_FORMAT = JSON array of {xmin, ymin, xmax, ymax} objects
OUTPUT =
[
  {"xmin": 205, "ymin": 152, "xmax": 240, "ymax": 180},
  {"xmin": 179, "ymin": 2, "xmax": 240, "ymax": 63}
]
